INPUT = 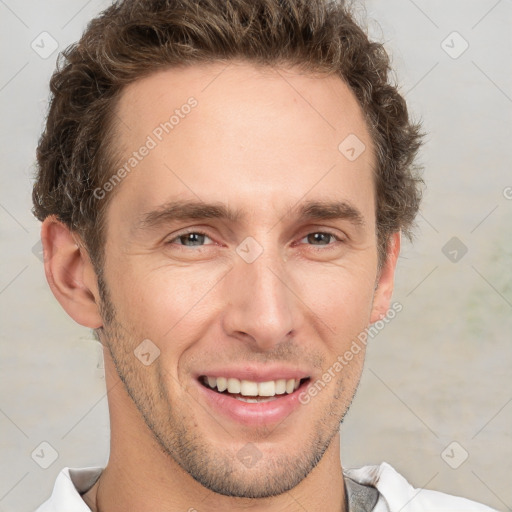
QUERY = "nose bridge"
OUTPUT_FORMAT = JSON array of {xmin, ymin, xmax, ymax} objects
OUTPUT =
[{"xmin": 222, "ymin": 237, "xmax": 297, "ymax": 349}]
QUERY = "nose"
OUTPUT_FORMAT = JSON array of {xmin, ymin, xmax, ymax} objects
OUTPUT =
[{"xmin": 221, "ymin": 242, "xmax": 300, "ymax": 352}]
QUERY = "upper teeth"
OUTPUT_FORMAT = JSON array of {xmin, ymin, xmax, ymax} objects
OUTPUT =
[{"xmin": 203, "ymin": 376, "xmax": 302, "ymax": 396}]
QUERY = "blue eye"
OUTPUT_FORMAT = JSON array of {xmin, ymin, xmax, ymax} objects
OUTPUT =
[
  {"xmin": 168, "ymin": 231, "xmax": 213, "ymax": 247},
  {"xmin": 299, "ymin": 232, "xmax": 341, "ymax": 246}
]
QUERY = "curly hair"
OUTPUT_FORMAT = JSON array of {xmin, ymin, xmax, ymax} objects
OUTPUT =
[{"xmin": 32, "ymin": 0, "xmax": 424, "ymax": 274}]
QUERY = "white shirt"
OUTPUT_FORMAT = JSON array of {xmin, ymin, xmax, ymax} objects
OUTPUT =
[{"xmin": 35, "ymin": 462, "xmax": 498, "ymax": 511}]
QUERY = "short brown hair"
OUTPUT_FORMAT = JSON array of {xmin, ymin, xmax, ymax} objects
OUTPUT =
[{"xmin": 32, "ymin": 0, "xmax": 424, "ymax": 274}]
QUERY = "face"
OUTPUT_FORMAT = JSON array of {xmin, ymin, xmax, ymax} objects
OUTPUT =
[{"xmin": 95, "ymin": 61, "xmax": 396, "ymax": 498}]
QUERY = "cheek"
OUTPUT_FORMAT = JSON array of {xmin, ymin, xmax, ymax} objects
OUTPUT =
[
  {"xmin": 110, "ymin": 262, "xmax": 229, "ymax": 346},
  {"xmin": 296, "ymin": 263, "xmax": 376, "ymax": 338}
]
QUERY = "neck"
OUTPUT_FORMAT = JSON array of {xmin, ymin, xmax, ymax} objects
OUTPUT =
[{"xmin": 83, "ymin": 347, "xmax": 346, "ymax": 512}]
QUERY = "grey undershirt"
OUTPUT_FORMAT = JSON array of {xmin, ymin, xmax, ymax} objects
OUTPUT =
[{"xmin": 344, "ymin": 475, "xmax": 380, "ymax": 512}]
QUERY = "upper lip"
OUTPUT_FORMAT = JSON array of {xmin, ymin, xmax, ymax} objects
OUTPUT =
[{"xmin": 195, "ymin": 365, "xmax": 312, "ymax": 383}]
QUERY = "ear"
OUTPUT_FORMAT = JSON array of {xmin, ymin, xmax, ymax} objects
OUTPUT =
[
  {"xmin": 370, "ymin": 231, "xmax": 401, "ymax": 324},
  {"xmin": 40, "ymin": 215, "xmax": 103, "ymax": 329}
]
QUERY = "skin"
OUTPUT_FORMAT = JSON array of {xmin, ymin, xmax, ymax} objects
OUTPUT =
[{"xmin": 41, "ymin": 61, "xmax": 400, "ymax": 512}]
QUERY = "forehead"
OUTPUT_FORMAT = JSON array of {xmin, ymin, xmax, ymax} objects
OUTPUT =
[
  {"xmin": 116, "ymin": 61, "xmax": 372, "ymax": 145},
  {"xmin": 107, "ymin": 61, "xmax": 376, "ymax": 231}
]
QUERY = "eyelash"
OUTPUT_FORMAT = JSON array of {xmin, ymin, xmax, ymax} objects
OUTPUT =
[{"xmin": 166, "ymin": 229, "xmax": 345, "ymax": 250}]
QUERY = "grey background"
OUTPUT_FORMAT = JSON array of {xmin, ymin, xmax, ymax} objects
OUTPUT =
[{"xmin": 1, "ymin": 0, "xmax": 511, "ymax": 510}]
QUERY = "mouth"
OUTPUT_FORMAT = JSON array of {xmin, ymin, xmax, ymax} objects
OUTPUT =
[
  {"xmin": 198, "ymin": 375, "xmax": 311, "ymax": 403},
  {"xmin": 194, "ymin": 368, "xmax": 313, "ymax": 426}
]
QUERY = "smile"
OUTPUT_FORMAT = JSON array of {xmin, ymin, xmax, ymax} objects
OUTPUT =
[
  {"xmin": 196, "ymin": 374, "xmax": 311, "ymax": 425},
  {"xmin": 200, "ymin": 375, "xmax": 308, "ymax": 401}
]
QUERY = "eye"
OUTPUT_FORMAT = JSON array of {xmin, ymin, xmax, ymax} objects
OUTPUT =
[
  {"xmin": 166, "ymin": 230, "xmax": 214, "ymax": 247},
  {"xmin": 298, "ymin": 231, "xmax": 343, "ymax": 247}
]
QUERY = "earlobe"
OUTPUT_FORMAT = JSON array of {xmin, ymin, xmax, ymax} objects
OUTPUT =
[
  {"xmin": 40, "ymin": 215, "xmax": 103, "ymax": 329},
  {"xmin": 370, "ymin": 231, "xmax": 401, "ymax": 324}
]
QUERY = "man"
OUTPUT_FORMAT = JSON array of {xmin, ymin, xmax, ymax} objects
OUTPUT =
[{"xmin": 31, "ymin": 0, "xmax": 497, "ymax": 510}]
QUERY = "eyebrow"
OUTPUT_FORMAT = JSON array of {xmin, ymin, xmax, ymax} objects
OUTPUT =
[{"xmin": 135, "ymin": 198, "xmax": 365, "ymax": 232}]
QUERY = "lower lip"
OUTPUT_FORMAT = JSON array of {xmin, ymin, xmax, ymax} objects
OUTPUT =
[{"xmin": 195, "ymin": 379, "xmax": 310, "ymax": 427}]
